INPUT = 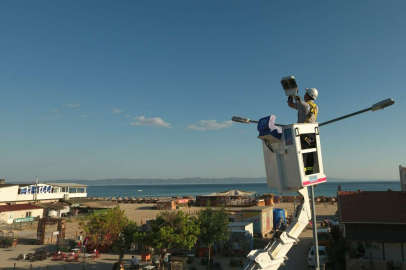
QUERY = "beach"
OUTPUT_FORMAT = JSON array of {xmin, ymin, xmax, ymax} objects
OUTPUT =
[
  {"xmin": 63, "ymin": 201, "xmax": 338, "ymax": 241},
  {"xmin": 0, "ymin": 201, "xmax": 338, "ymax": 269}
]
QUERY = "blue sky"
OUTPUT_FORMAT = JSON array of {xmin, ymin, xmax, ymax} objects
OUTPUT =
[{"xmin": 0, "ymin": 1, "xmax": 405, "ymax": 182}]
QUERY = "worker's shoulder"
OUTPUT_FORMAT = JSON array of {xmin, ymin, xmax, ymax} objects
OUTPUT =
[{"xmin": 296, "ymin": 101, "xmax": 310, "ymax": 109}]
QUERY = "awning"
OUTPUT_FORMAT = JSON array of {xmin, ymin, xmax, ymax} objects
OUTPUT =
[{"xmin": 205, "ymin": 190, "xmax": 255, "ymax": 197}]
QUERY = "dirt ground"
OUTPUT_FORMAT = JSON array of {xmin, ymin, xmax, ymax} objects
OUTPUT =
[{"xmin": 0, "ymin": 202, "xmax": 338, "ymax": 270}]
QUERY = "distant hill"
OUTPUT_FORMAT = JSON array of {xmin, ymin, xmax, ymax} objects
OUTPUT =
[
  {"xmin": 43, "ymin": 177, "xmax": 397, "ymax": 186},
  {"xmin": 47, "ymin": 177, "xmax": 266, "ymax": 186}
]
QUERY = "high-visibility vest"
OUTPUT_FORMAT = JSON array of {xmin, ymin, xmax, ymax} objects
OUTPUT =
[{"xmin": 304, "ymin": 101, "xmax": 318, "ymax": 123}]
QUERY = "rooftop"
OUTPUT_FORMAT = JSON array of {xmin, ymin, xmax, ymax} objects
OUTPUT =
[
  {"xmin": 37, "ymin": 202, "xmax": 70, "ymax": 211},
  {"xmin": 46, "ymin": 183, "xmax": 88, "ymax": 187},
  {"xmin": 0, "ymin": 183, "xmax": 33, "ymax": 188},
  {"xmin": 63, "ymin": 198, "xmax": 117, "ymax": 208},
  {"xmin": 338, "ymin": 190, "xmax": 406, "ymax": 224},
  {"xmin": 201, "ymin": 190, "xmax": 255, "ymax": 197},
  {"xmin": 0, "ymin": 204, "xmax": 44, "ymax": 212}
]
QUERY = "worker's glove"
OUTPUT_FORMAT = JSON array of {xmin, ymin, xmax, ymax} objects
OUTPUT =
[{"xmin": 294, "ymin": 96, "xmax": 302, "ymax": 102}]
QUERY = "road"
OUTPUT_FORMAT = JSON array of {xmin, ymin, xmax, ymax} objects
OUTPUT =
[{"xmin": 283, "ymin": 229, "xmax": 313, "ymax": 270}]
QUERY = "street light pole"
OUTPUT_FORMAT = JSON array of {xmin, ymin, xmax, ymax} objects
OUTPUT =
[
  {"xmin": 319, "ymin": 98, "xmax": 395, "ymax": 127},
  {"xmin": 232, "ymin": 98, "xmax": 395, "ymax": 127},
  {"xmin": 310, "ymin": 186, "xmax": 320, "ymax": 270}
]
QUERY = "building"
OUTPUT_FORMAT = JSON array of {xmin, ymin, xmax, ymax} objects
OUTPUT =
[
  {"xmin": 240, "ymin": 206, "xmax": 273, "ymax": 238},
  {"xmin": 38, "ymin": 202, "xmax": 71, "ymax": 218},
  {"xmin": 338, "ymin": 190, "xmax": 406, "ymax": 269},
  {"xmin": 0, "ymin": 204, "xmax": 45, "ymax": 224},
  {"xmin": 400, "ymin": 165, "xmax": 406, "ymax": 192},
  {"xmin": 0, "ymin": 180, "xmax": 87, "ymax": 205},
  {"xmin": 195, "ymin": 190, "xmax": 255, "ymax": 206}
]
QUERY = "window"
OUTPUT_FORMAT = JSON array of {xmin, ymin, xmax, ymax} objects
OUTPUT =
[
  {"xmin": 77, "ymin": 188, "xmax": 85, "ymax": 193},
  {"xmin": 69, "ymin": 188, "xmax": 77, "ymax": 193},
  {"xmin": 52, "ymin": 187, "xmax": 59, "ymax": 193},
  {"xmin": 26, "ymin": 211, "xmax": 32, "ymax": 217},
  {"xmin": 61, "ymin": 187, "xmax": 67, "ymax": 192}
]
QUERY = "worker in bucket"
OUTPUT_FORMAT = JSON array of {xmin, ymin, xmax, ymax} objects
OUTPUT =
[
  {"xmin": 287, "ymin": 88, "xmax": 319, "ymax": 174},
  {"xmin": 287, "ymin": 87, "xmax": 319, "ymax": 124}
]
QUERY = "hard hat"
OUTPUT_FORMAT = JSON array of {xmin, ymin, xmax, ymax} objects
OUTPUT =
[{"xmin": 305, "ymin": 88, "xmax": 318, "ymax": 100}]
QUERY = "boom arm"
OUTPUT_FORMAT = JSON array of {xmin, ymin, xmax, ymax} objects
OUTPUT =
[{"xmin": 243, "ymin": 188, "xmax": 311, "ymax": 270}]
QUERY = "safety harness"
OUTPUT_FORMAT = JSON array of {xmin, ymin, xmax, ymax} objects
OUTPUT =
[{"xmin": 304, "ymin": 101, "xmax": 318, "ymax": 123}]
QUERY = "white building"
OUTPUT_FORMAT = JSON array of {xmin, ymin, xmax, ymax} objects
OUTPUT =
[
  {"xmin": 0, "ymin": 204, "xmax": 45, "ymax": 224},
  {"xmin": 0, "ymin": 181, "xmax": 87, "ymax": 205}
]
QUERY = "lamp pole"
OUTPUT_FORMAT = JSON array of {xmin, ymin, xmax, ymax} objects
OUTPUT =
[
  {"xmin": 232, "ymin": 98, "xmax": 395, "ymax": 127},
  {"xmin": 231, "ymin": 98, "xmax": 395, "ymax": 269}
]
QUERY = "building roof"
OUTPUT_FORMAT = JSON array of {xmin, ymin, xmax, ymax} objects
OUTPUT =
[
  {"xmin": 46, "ymin": 183, "xmax": 88, "ymax": 187},
  {"xmin": 203, "ymin": 190, "xmax": 255, "ymax": 197},
  {"xmin": 338, "ymin": 190, "xmax": 406, "ymax": 224},
  {"xmin": 37, "ymin": 202, "xmax": 70, "ymax": 211},
  {"xmin": 0, "ymin": 204, "xmax": 44, "ymax": 212},
  {"xmin": 63, "ymin": 198, "xmax": 117, "ymax": 208},
  {"xmin": 240, "ymin": 206, "xmax": 273, "ymax": 212},
  {"xmin": 0, "ymin": 183, "xmax": 32, "ymax": 188}
]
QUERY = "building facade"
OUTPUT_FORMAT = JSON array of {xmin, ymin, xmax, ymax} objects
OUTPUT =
[
  {"xmin": 0, "ymin": 204, "xmax": 45, "ymax": 224},
  {"xmin": 338, "ymin": 190, "xmax": 406, "ymax": 269},
  {"xmin": 0, "ymin": 181, "xmax": 87, "ymax": 205}
]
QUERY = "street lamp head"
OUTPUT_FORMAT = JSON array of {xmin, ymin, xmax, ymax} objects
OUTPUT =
[
  {"xmin": 372, "ymin": 98, "xmax": 395, "ymax": 112},
  {"xmin": 281, "ymin": 76, "xmax": 298, "ymax": 97},
  {"xmin": 232, "ymin": 116, "xmax": 250, "ymax": 124}
]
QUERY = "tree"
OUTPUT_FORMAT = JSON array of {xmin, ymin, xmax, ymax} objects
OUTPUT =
[
  {"xmin": 81, "ymin": 207, "xmax": 136, "ymax": 269},
  {"xmin": 198, "ymin": 204, "xmax": 230, "ymax": 269},
  {"xmin": 135, "ymin": 211, "xmax": 200, "ymax": 269},
  {"xmin": 328, "ymin": 237, "xmax": 348, "ymax": 270}
]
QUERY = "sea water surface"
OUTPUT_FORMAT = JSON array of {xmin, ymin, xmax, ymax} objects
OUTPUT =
[{"xmin": 86, "ymin": 181, "xmax": 400, "ymax": 198}]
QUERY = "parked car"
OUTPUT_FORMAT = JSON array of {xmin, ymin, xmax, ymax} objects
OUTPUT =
[
  {"xmin": 308, "ymin": 246, "xmax": 328, "ymax": 269},
  {"xmin": 317, "ymin": 228, "xmax": 331, "ymax": 248}
]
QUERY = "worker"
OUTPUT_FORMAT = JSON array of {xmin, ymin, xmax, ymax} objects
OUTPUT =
[
  {"xmin": 287, "ymin": 87, "xmax": 318, "ymax": 124},
  {"xmin": 287, "ymin": 88, "xmax": 319, "ymax": 174}
]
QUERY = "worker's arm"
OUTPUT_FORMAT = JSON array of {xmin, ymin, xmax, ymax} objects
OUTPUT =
[{"xmin": 287, "ymin": 96, "xmax": 296, "ymax": 109}]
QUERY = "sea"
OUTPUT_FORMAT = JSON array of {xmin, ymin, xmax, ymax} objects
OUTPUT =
[{"xmin": 86, "ymin": 181, "xmax": 401, "ymax": 198}]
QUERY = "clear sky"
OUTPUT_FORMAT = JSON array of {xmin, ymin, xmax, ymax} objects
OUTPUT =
[{"xmin": 1, "ymin": 1, "xmax": 405, "ymax": 182}]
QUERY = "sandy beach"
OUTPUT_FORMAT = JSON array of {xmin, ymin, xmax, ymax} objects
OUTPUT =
[
  {"xmin": 61, "ymin": 201, "xmax": 338, "ymax": 238},
  {"xmin": 0, "ymin": 202, "xmax": 338, "ymax": 269}
]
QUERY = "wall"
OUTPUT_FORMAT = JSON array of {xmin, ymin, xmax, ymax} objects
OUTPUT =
[
  {"xmin": 0, "ymin": 211, "xmax": 14, "ymax": 224},
  {"xmin": 17, "ymin": 192, "xmax": 87, "ymax": 202},
  {"xmin": 0, "ymin": 186, "xmax": 19, "ymax": 202},
  {"xmin": 242, "ymin": 212, "xmax": 262, "ymax": 233},
  {"xmin": 0, "ymin": 208, "xmax": 44, "ymax": 224},
  {"xmin": 385, "ymin": 243, "xmax": 403, "ymax": 267},
  {"xmin": 58, "ymin": 206, "xmax": 70, "ymax": 217},
  {"xmin": 264, "ymin": 208, "xmax": 273, "ymax": 233},
  {"xmin": 346, "ymin": 259, "xmax": 389, "ymax": 270},
  {"xmin": 228, "ymin": 222, "xmax": 254, "ymax": 236},
  {"xmin": 351, "ymin": 241, "xmax": 384, "ymax": 261},
  {"xmin": 229, "ymin": 213, "xmax": 243, "ymax": 222}
]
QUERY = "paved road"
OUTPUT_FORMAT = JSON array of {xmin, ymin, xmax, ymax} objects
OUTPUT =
[{"xmin": 283, "ymin": 229, "xmax": 313, "ymax": 270}]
